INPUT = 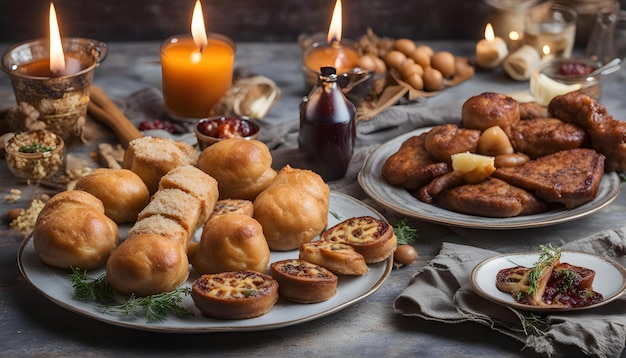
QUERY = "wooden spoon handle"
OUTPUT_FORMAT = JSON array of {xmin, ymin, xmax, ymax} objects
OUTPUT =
[{"xmin": 88, "ymin": 86, "xmax": 143, "ymax": 148}]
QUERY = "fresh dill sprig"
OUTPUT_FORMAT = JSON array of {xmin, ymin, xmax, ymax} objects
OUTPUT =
[
  {"xmin": 329, "ymin": 210, "xmax": 340, "ymax": 220},
  {"xmin": 509, "ymin": 308, "xmax": 549, "ymax": 336},
  {"xmin": 393, "ymin": 219, "xmax": 418, "ymax": 245},
  {"xmin": 525, "ymin": 244, "xmax": 561, "ymax": 297},
  {"xmin": 69, "ymin": 267, "xmax": 193, "ymax": 323}
]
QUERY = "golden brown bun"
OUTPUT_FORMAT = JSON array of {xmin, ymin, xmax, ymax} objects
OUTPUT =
[
  {"xmin": 137, "ymin": 188, "xmax": 201, "ymax": 240},
  {"xmin": 191, "ymin": 271, "xmax": 278, "ymax": 319},
  {"xmin": 253, "ymin": 184, "xmax": 328, "ymax": 251},
  {"xmin": 158, "ymin": 165, "xmax": 218, "ymax": 227},
  {"xmin": 74, "ymin": 168, "xmax": 150, "ymax": 223},
  {"xmin": 461, "ymin": 92, "xmax": 520, "ymax": 134},
  {"xmin": 271, "ymin": 165, "xmax": 330, "ymax": 207},
  {"xmin": 36, "ymin": 190, "xmax": 105, "ymax": 222},
  {"xmin": 299, "ymin": 241, "xmax": 368, "ymax": 275},
  {"xmin": 33, "ymin": 204, "xmax": 119, "ymax": 270},
  {"xmin": 196, "ymin": 139, "xmax": 276, "ymax": 200},
  {"xmin": 128, "ymin": 214, "xmax": 189, "ymax": 247},
  {"xmin": 321, "ymin": 216, "xmax": 397, "ymax": 263},
  {"xmin": 123, "ymin": 136, "xmax": 198, "ymax": 194},
  {"xmin": 208, "ymin": 199, "xmax": 254, "ymax": 222},
  {"xmin": 270, "ymin": 259, "xmax": 338, "ymax": 303},
  {"xmin": 191, "ymin": 214, "xmax": 270, "ymax": 274},
  {"xmin": 106, "ymin": 233, "xmax": 189, "ymax": 296}
]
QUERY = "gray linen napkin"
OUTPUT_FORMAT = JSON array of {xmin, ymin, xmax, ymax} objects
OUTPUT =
[{"xmin": 394, "ymin": 231, "xmax": 626, "ymax": 358}]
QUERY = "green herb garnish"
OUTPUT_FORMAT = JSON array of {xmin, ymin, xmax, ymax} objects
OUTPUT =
[
  {"xmin": 19, "ymin": 142, "xmax": 53, "ymax": 153},
  {"xmin": 393, "ymin": 219, "xmax": 418, "ymax": 245},
  {"xmin": 525, "ymin": 244, "xmax": 561, "ymax": 297},
  {"xmin": 509, "ymin": 308, "xmax": 549, "ymax": 336},
  {"xmin": 70, "ymin": 267, "xmax": 193, "ymax": 323}
]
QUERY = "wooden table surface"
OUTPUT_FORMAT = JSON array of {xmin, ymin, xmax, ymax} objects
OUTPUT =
[{"xmin": 1, "ymin": 41, "xmax": 625, "ymax": 357}]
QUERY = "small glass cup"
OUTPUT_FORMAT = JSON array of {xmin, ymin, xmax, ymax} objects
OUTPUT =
[
  {"xmin": 485, "ymin": 0, "xmax": 540, "ymax": 50},
  {"xmin": 5, "ymin": 130, "xmax": 65, "ymax": 185},
  {"xmin": 1, "ymin": 38, "xmax": 107, "ymax": 140},
  {"xmin": 524, "ymin": 3, "xmax": 577, "ymax": 58}
]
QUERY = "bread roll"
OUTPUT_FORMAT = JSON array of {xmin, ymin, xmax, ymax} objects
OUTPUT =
[
  {"xmin": 158, "ymin": 165, "xmax": 219, "ymax": 227},
  {"xmin": 37, "ymin": 190, "xmax": 105, "ymax": 221},
  {"xmin": 253, "ymin": 184, "xmax": 328, "ymax": 251},
  {"xmin": 271, "ymin": 165, "xmax": 329, "ymax": 207},
  {"xmin": 106, "ymin": 233, "xmax": 189, "ymax": 297},
  {"xmin": 191, "ymin": 214, "xmax": 270, "ymax": 274},
  {"xmin": 123, "ymin": 136, "xmax": 198, "ymax": 194},
  {"xmin": 191, "ymin": 271, "xmax": 278, "ymax": 319},
  {"xmin": 74, "ymin": 168, "xmax": 150, "ymax": 223},
  {"xmin": 33, "ymin": 194, "xmax": 118, "ymax": 270},
  {"xmin": 128, "ymin": 214, "xmax": 189, "ymax": 247},
  {"xmin": 197, "ymin": 139, "xmax": 276, "ymax": 200},
  {"xmin": 137, "ymin": 188, "xmax": 201, "ymax": 241}
]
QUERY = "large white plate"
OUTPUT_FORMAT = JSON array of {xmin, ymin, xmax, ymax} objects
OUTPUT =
[
  {"xmin": 470, "ymin": 251, "xmax": 626, "ymax": 312},
  {"xmin": 358, "ymin": 127, "xmax": 621, "ymax": 229},
  {"xmin": 18, "ymin": 191, "xmax": 393, "ymax": 333}
]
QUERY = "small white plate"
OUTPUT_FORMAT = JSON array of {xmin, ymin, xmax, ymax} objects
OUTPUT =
[
  {"xmin": 470, "ymin": 251, "xmax": 626, "ymax": 312},
  {"xmin": 18, "ymin": 191, "xmax": 393, "ymax": 333},
  {"xmin": 358, "ymin": 127, "xmax": 621, "ymax": 229}
]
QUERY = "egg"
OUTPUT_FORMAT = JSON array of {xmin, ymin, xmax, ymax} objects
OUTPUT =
[
  {"xmin": 394, "ymin": 38, "xmax": 417, "ymax": 56},
  {"xmin": 422, "ymin": 67, "xmax": 443, "ymax": 91},
  {"xmin": 410, "ymin": 48, "xmax": 431, "ymax": 68},
  {"xmin": 384, "ymin": 50, "xmax": 407, "ymax": 70},
  {"xmin": 372, "ymin": 56, "xmax": 387, "ymax": 74},
  {"xmin": 405, "ymin": 73, "xmax": 424, "ymax": 91},
  {"xmin": 398, "ymin": 59, "xmax": 423, "ymax": 78},
  {"xmin": 416, "ymin": 45, "xmax": 435, "ymax": 58},
  {"xmin": 357, "ymin": 54, "xmax": 378, "ymax": 72},
  {"xmin": 431, "ymin": 51, "xmax": 456, "ymax": 78}
]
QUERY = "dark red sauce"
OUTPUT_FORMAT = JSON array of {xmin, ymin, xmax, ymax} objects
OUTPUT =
[
  {"xmin": 197, "ymin": 117, "xmax": 258, "ymax": 139},
  {"xmin": 557, "ymin": 63, "xmax": 595, "ymax": 76}
]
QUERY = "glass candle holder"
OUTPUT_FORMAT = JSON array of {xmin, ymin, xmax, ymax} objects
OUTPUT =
[
  {"xmin": 160, "ymin": 33, "xmax": 236, "ymax": 121},
  {"xmin": 301, "ymin": 38, "xmax": 360, "ymax": 90},
  {"xmin": 485, "ymin": 0, "xmax": 540, "ymax": 50},
  {"xmin": 524, "ymin": 3, "xmax": 578, "ymax": 58},
  {"xmin": 1, "ymin": 38, "xmax": 107, "ymax": 140}
]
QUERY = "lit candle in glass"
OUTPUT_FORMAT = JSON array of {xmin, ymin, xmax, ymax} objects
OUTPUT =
[
  {"xmin": 15, "ymin": 3, "xmax": 84, "ymax": 78},
  {"xmin": 302, "ymin": 0, "xmax": 360, "ymax": 88},
  {"xmin": 476, "ymin": 23, "xmax": 509, "ymax": 69},
  {"xmin": 161, "ymin": 0, "xmax": 236, "ymax": 120}
]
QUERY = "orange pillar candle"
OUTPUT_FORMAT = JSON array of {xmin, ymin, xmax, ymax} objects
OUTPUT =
[{"xmin": 160, "ymin": 0, "xmax": 235, "ymax": 119}]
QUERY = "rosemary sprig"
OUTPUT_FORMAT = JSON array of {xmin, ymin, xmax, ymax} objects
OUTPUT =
[
  {"xmin": 525, "ymin": 244, "xmax": 561, "ymax": 297},
  {"xmin": 70, "ymin": 267, "xmax": 193, "ymax": 323},
  {"xmin": 509, "ymin": 308, "xmax": 549, "ymax": 336},
  {"xmin": 393, "ymin": 219, "xmax": 418, "ymax": 245},
  {"xmin": 19, "ymin": 142, "xmax": 53, "ymax": 153}
]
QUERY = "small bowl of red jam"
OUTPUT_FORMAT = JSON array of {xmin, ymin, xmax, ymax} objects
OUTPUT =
[
  {"xmin": 194, "ymin": 115, "xmax": 260, "ymax": 150},
  {"xmin": 539, "ymin": 58, "xmax": 602, "ymax": 100}
]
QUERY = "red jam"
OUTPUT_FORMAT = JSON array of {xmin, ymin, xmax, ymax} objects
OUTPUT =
[
  {"xmin": 557, "ymin": 63, "xmax": 595, "ymax": 76},
  {"xmin": 197, "ymin": 117, "xmax": 257, "ymax": 139}
]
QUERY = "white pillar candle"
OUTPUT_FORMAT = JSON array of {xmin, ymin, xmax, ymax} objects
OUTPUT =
[{"xmin": 476, "ymin": 23, "xmax": 509, "ymax": 69}]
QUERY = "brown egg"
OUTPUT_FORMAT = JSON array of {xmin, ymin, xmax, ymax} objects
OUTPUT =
[
  {"xmin": 416, "ymin": 45, "xmax": 435, "ymax": 58},
  {"xmin": 405, "ymin": 73, "xmax": 424, "ymax": 91},
  {"xmin": 384, "ymin": 50, "xmax": 407, "ymax": 70},
  {"xmin": 422, "ymin": 67, "xmax": 443, "ymax": 91},
  {"xmin": 358, "ymin": 54, "xmax": 378, "ymax": 72},
  {"xmin": 431, "ymin": 51, "xmax": 456, "ymax": 78},
  {"xmin": 398, "ymin": 59, "xmax": 423, "ymax": 78},
  {"xmin": 409, "ymin": 48, "xmax": 431, "ymax": 68},
  {"xmin": 394, "ymin": 38, "xmax": 417, "ymax": 56},
  {"xmin": 372, "ymin": 56, "xmax": 387, "ymax": 74}
]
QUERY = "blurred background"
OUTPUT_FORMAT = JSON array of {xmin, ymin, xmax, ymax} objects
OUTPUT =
[{"xmin": 0, "ymin": 0, "xmax": 504, "ymax": 43}]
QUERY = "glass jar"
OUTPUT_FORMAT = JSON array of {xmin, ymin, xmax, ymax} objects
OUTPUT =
[{"xmin": 554, "ymin": 0, "xmax": 619, "ymax": 45}]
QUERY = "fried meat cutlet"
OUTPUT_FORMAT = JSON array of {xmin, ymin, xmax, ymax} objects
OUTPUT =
[
  {"xmin": 382, "ymin": 133, "xmax": 450, "ymax": 190},
  {"xmin": 423, "ymin": 124, "xmax": 481, "ymax": 163},
  {"xmin": 434, "ymin": 177, "xmax": 547, "ymax": 217},
  {"xmin": 508, "ymin": 118, "xmax": 588, "ymax": 159},
  {"xmin": 519, "ymin": 101, "xmax": 548, "ymax": 120},
  {"xmin": 492, "ymin": 148, "xmax": 605, "ymax": 209},
  {"xmin": 548, "ymin": 92, "xmax": 626, "ymax": 172}
]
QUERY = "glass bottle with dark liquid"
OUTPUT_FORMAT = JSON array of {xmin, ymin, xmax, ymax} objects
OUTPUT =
[{"xmin": 299, "ymin": 66, "xmax": 356, "ymax": 181}]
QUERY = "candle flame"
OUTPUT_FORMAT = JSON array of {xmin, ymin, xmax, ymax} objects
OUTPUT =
[
  {"xmin": 542, "ymin": 45, "xmax": 551, "ymax": 56},
  {"xmin": 49, "ymin": 3, "xmax": 65, "ymax": 73},
  {"xmin": 191, "ymin": 0, "xmax": 208, "ymax": 50},
  {"xmin": 327, "ymin": 0, "xmax": 343, "ymax": 45},
  {"xmin": 484, "ymin": 23, "xmax": 495, "ymax": 42},
  {"xmin": 508, "ymin": 31, "xmax": 520, "ymax": 41}
]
